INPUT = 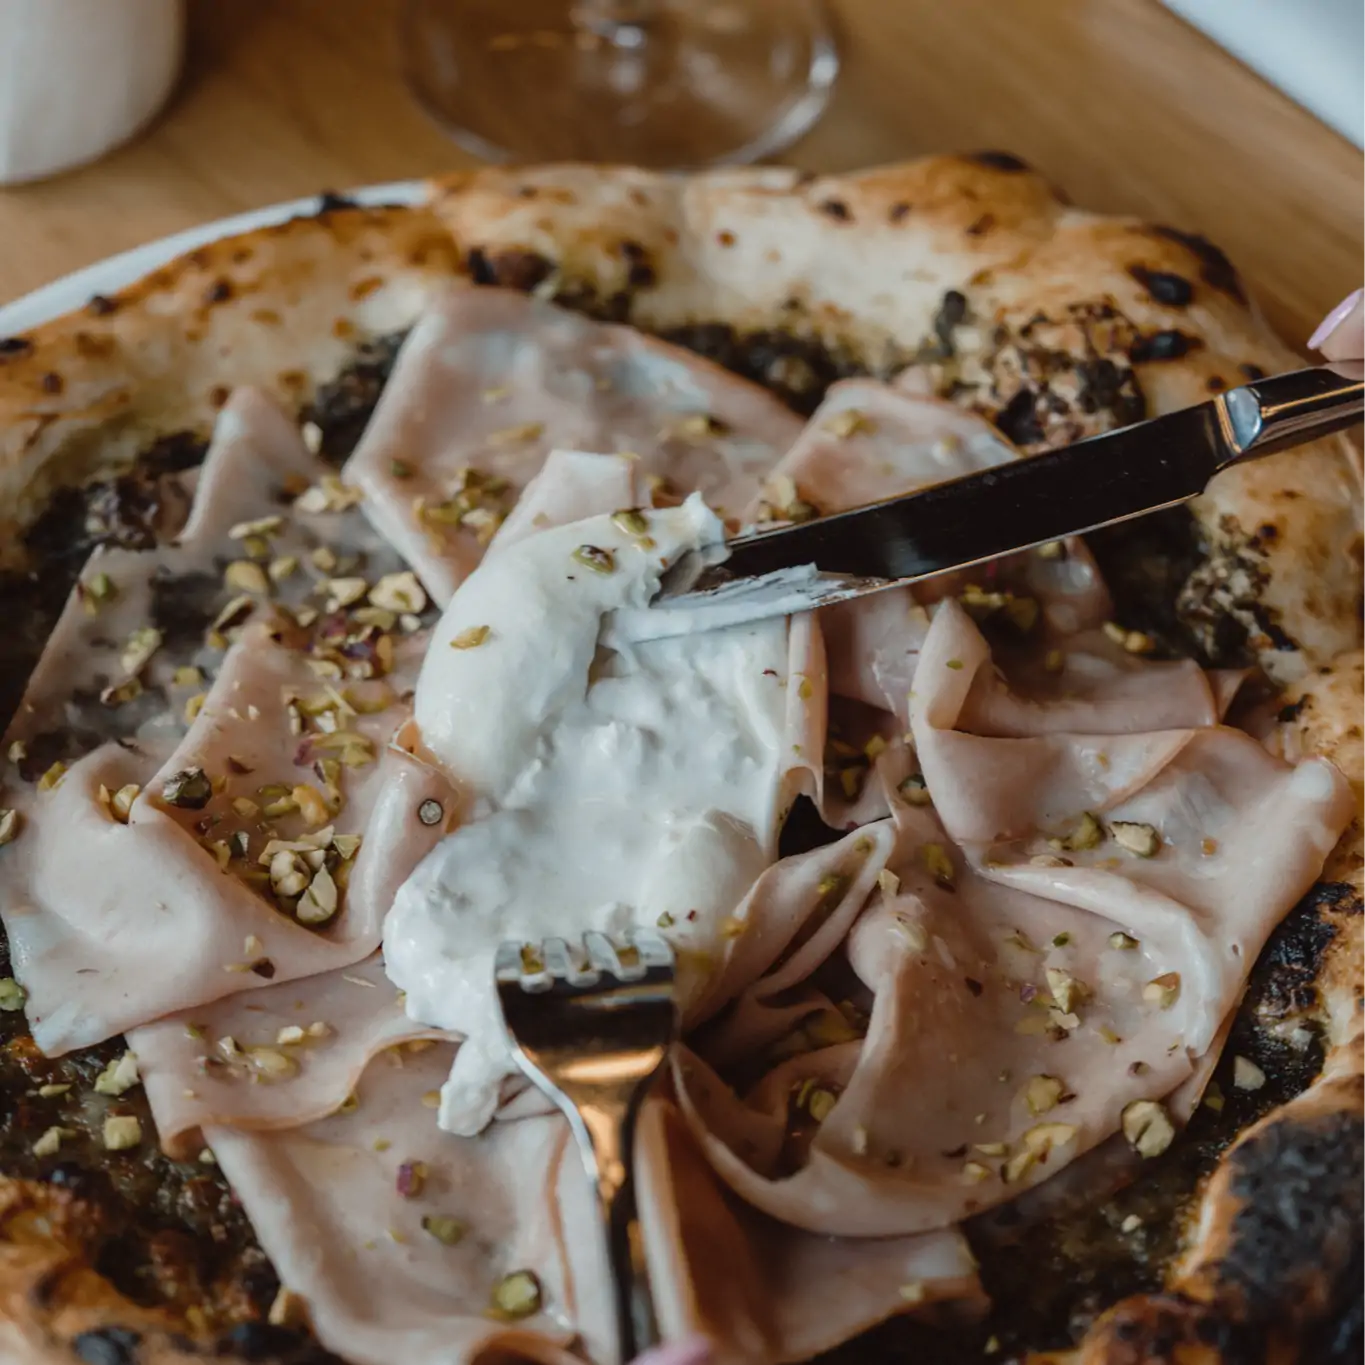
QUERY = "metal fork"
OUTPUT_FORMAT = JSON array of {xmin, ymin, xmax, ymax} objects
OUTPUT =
[{"xmin": 494, "ymin": 930, "xmax": 678, "ymax": 1362}]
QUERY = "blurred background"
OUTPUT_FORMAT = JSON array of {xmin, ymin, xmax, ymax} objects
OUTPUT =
[{"xmin": 0, "ymin": 0, "xmax": 1360, "ymax": 347}]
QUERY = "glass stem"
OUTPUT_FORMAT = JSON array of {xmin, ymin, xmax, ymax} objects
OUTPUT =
[{"xmin": 571, "ymin": 1, "xmax": 658, "ymax": 39}]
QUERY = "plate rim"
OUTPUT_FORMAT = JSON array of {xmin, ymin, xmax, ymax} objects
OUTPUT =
[{"xmin": 0, "ymin": 179, "xmax": 426, "ymax": 338}]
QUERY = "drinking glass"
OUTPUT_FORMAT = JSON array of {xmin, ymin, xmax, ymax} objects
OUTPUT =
[{"xmin": 400, "ymin": 0, "xmax": 838, "ymax": 169}]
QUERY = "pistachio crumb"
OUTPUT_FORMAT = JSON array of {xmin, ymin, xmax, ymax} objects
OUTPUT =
[
  {"xmin": 1121, "ymin": 1099, "xmax": 1175, "ymax": 1157},
  {"xmin": 1023, "ymin": 1074, "xmax": 1066, "ymax": 1116},
  {"xmin": 0, "ymin": 978, "xmax": 27, "ymax": 1012},
  {"xmin": 102, "ymin": 1115, "xmax": 143, "ymax": 1150},
  {"xmin": 94, "ymin": 1051, "xmax": 140, "ymax": 1097},
  {"xmin": 1110, "ymin": 821, "xmax": 1161, "ymax": 857},
  {"xmin": 1108, "ymin": 931, "xmax": 1139, "ymax": 951},
  {"xmin": 450, "ymin": 625, "xmax": 492, "ymax": 650},
  {"xmin": 1143, "ymin": 972, "xmax": 1181, "ymax": 1010},
  {"xmin": 1232, "ymin": 1055, "xmax": 1266, "ymax": 1091},
  {"xmin": 0, "ymin": 808, "xmax": 19, "ymax": 847},
  {"xmin": 490, "ymin": 1270, "xmax": 543, "ymax": 1320}
]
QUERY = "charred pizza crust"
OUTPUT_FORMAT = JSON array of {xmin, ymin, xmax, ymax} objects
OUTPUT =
[{"xmin": 0, "ymin": 154, "xmax": 1359, "ymax": 1365}]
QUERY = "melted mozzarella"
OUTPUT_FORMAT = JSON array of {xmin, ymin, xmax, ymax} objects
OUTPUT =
[{"xmin": 383, "ymin": 495, "xmax": 795, "ymax": 1134}]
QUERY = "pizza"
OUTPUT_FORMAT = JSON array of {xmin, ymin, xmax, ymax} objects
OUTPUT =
[{"xmin": 0, "ymin": 153, "xmax": 1358, "ymax": 1365}]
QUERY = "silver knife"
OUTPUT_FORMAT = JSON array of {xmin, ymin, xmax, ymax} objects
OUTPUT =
[{"xmin": 650, "ymin": 362, "xmax": 1364, "ymax": 626}]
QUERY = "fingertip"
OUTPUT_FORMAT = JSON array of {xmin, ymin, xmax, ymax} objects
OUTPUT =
[{"xmin": 1308, "ymin": 287, "xmax": 1364, "ymax": 358}]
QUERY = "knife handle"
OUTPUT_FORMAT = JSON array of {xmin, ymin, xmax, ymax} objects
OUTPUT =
[{"xmin": 1221, "ymin": 362, "xmax": 1364, "ymax": 465}]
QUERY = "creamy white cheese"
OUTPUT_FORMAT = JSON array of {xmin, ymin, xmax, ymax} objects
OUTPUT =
[{"xmin": 383, "ymin": 495, "xmax": 795, "ymax": 1134}]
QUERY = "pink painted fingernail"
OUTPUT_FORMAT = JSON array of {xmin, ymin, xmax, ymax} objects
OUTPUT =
[
  {"xmin": 630, "ymin": 1337, "xmax": 714, "ymax": 1365},
  {"xmin": 1308, "ymin": 287, "xmax": 1363, "ymax": 350}
]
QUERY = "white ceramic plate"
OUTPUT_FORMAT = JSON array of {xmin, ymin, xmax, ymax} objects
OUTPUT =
[{"xmin": 0, "ymin": 180, "xmax": 425, "ymax": 337}]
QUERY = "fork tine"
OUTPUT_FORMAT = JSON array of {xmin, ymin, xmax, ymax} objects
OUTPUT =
[
  {"xmin": 494, "ymin": 940, "xmax": 524, "ymax": 981},
  {"xmin": 582, "ymin": 930, "xmax": 624, "ymax": 977},
  {"xmin": 627, "ymin": 929, "xmax": 674, "ymax": 969},
  {"xmin": 541, "ymin": 937, "xmax": 576, "ymax": 979}
]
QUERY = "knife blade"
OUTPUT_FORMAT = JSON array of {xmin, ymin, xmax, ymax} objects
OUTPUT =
[{"xmin": 647, "ymin": 363, "xmax": 1363, "ymax": 631}]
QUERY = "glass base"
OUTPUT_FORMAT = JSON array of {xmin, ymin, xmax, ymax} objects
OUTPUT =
[{"xmin": 400, "ymin": 0, "xmax": 838, "ymax": 169}]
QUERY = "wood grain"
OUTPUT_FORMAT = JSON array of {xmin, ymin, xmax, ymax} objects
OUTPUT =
[{"xmin": 0, "ymin": 0, "xmax": 1359, "ymax": 348}]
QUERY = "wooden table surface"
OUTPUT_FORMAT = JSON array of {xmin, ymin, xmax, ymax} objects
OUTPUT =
[{"xmin": 0, "ymin": 0, "xmax": 1360, "ymax": 349}]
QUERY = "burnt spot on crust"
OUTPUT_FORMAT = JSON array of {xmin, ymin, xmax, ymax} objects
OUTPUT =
[
  {"xmin": 468, "ymin": 246, "xmax": 555, "ymax": 293},
  {"xmin": 965, "ymin": 213, "xmax": 995, "ymax": 237},
  {"xmin": 1240, "ymin": 362, "xmax": 1268, "ymax": 382},
  {"xmin": 84, "ymin": 472, "xmax": 166, "ymax": 552},
  {"xmin": 1251, "ymin": 881, "xmax": 1358, "ymax": 1024},
  {"xmin": 817, "ymin": 198, "xmax": 852, "ymax": 222},
  {"xmin": 87, "ymin": 294, "xmax": 119, "ymax": 317},
  {"xmin": 1129, "ymin": 329, "xmax": 1202, "ymax": 363},
  {"xmin": 0, "ymin": 334, "xmax": 35, "ymax": 359},
  {"xmin": 888, "ymin": 201, "xmax": 912, "ymax": 224},
  {"xmin": 1150, "ymin": 224, "xmax": 1248, "ymax": 304},
  {"xmin": 1080, "ymin": 1294, "xmax": 1260, "ymax": 1365},
  {"xmin": 215, "ymin": 1321, "xmax": 347, "ymax": 1362},
  {"xmin": 204, "ymin": 278, "xmax": 234, "ymax": 306},
  {"xmin": 617, "ymin": 239, "xmax": 657, "ymax": 289},
  {"xmin": 967, "ymin": 150, "xmax": 1031, "ymax": 172},
  {"xmin": 1127, "ymin": 264, "xmax": 1195, "ymax": 307}
]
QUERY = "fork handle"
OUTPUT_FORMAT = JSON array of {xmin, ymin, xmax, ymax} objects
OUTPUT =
[{"xmin": 573, "ymin": 1095, "xmax": 659, "ymax": 1361}]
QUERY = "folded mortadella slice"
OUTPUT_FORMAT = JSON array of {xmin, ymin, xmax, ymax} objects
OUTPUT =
[
  {"xmin": 342, "ymin": 287, "xmax": 803, "ymax": 604},
  {"xmin": 635, "ymin": 1100, "xmax": 985, "ymax": 1365},
  {"xmin": 669, "ymin": 601, "xmax": 1351, "ymax": 1237},
  {"xmin": 201, "ymin": 1044, "xmax": 606, "ymax": 1365},
  {"xmin": 131, "ymin": 953, "xmax": 449, "ymax": 1159},
  {"xmin": 0, "ymin": 388, "xmax": 433, "ymax": 1053}
]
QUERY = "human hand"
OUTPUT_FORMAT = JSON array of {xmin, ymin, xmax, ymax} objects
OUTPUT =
[{"xmin": 1308, "ymin": 287, "xmax": 1364, "ymax": 361}]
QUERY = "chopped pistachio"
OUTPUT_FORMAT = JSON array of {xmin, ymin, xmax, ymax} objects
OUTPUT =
[
  {"xmin": 864, "ymin": 734, "xmax": 887, "ymax": 760},
  {"xmin": 1110, "ymin": 821, "xmax": 1161, "ymax": 857},
  {"xmin": 1044, "ymin": 968, "xmax": 1088, "ymax": 1014},
  {"xmin": 1002, "ymin": 1148, "xmax": 1036, "ymax": 1184},
  {"xmin": 877, "ymin": 868, "xmax": 901, "ymax": 898},
  {"xmin": 396, "ymin": 1160, "xmax": 428, "ymax": 1199},
  {"xmin": 487, "ymin": 421, "xmax": 545, "ymax": 446},
  {"xmin": 247, "ymin": 1046, "xmax": 298, "ymax": 1080},
  {"xmin": 102, "ymin": 1114, "xmax": 142, "ymax": 1150},
  {"xmin": 184, "ymin": 692, "xmax": 207, "ymax": 724},
  {"xmin": 974, "ymin": 1142, "xmax": 1008, "ymax": 1157},
  {"xmin": 268, "ymin": 555, "xmax": 299, "ymax": 584},
  {"xmin": 32, "ymin": 1126, "xmax": 74, "ymax": 1158},
  {"xmin": 120, "ymin": 626, "xmax": 162, "ymax": 677},
  {"xmin": 163, "ymin": 767, "xmax": 213, "ymax": 810},
  {"xmin": 1002, "ymin": 596, "xmax": 1039, "ymax": 633},
  {"xmin": 292, "ymin": 783, "xmax": 332, "ymax": 828},
  {"xmin": 270, "ymin": 850, "xmax": 311, "ymax": 899},
  {"xmin": 83, "ymin": 570, "xmax": 118, "ymax": 608},
  {"xmin": 1030, "ymin": 853, "xmax": 1072, "ymax": 867},
  {"xmin": 1120, "ymin": 1214, "xmax": 1142, "ymax": 1233},
  {"xmin": 37, "ymin": 1083, "xmax": 70, "ymax": 1098},
  {"xmin": 805, "ymin": 1087, "xmax": 838, "ymax": 1123},
  {"xmin": 94, "ymin": 1051, "xmax": 140, "ymax": 1097},
  {"xmin": 610, "ymin": 508, "xmax": 651, "ymax": 537},
  {"xmin": 571, "ymin": 544, "xmax": 616, "ymax": 574},
  {"xmin": 1121, "ymin": 1099, "xmax": 1175, "ymax": 1158},
  {"xmin": 490, "ymin": 1270, "xmax": 542, "ymax": 1320},
  {"xmin": 421, "ymin": 1214, "xmax": 467, "ymax": 1246},
  {"xmin": 450, "ymin": 624, "xmax": 491, "ymax": 650},
  {"xmin": 276, "ymin": 1025, "xmax": 307, "ymax": 1046},
  {"xmin": 0, "ymin": 978, "xmax": 26, "ymax": 1012},
  {"xmin": 1021, "ymin": 1121, "xmax": 1078, "ymax": 1155},
  {"xmin": 920, "ymin": 843, "xmax": 955, "ymax": 889},
  {"xmin": 1102, "ymin": 621, "xmax": 1128, "ymax": 646},
  {"xmin": 1098, "ymin": 1026, "xmax": 1123, "ymax": 1045},
  {"xmin": 99, "ymin": 677, "xmax": 143, "ymax": 707},
  {"xmin": 822, "ymin": 407, "xmax": 872, "ymax": 438},
  {"xmin": 898, "ymin": 1281, "xmax": 926, "ymax": 1306},
  {"xmin": 897, "ymin": 773, "xmax": 932, "ymax": 807},
  {"xmin": 225, "ymin": 560, "xmax": 271, "ymax": 595},
  {"xmin": 1233, "ymin": 1055, "xmax": 1266, "ymax": 1091},
  {"xmin": 945, "ymin": 658, "xmax": 964, "ymax": 671},
  {"xmin": 0, "ymin": 808, "xmax": 19, "ymax": 847},
  {"xmin": 6, "ymin": 739, "xmax": 26, "ymax": 764},
  {"xmin": 369, "ymin": 571, "xmax": 427, "ymax": 616},
  {"xmin": 1143, "ymin": 972, "xmax": 1181, "ymax": 1010},
  {"xmin": 297, "ymin": 866, "xmax": 339, "ymax": 926},
  {"xmin": 332, "ymin": 833, "xmax": 362, "ymax": 861},
  {"xmin": 1043, "ymin": 648, "xmax": 1065, "ymax": 673},
  {"xmin": 1123, "ymin": 629, "xmax": 1154, "ymax": 654},
  {"xmin": 389, "ymin": 459, "xmax": 414, "ymax": 480},
  {"xmin": 421, "ymin": 1089, "xmax": 441, "ymax": 1109},
  {"xmin": 962, "ymin": 1160, "xmax": 992, "ymax": 1184},
  {"xmin": 326, "ymin": 577, "xmax": 369, "ymax": 609},
  {"xmin": 300, "ymin": 421, "xmax": 323, "ymax": 454},
  {"xmin": 1023, "ymin": 1074, "xmax": 1066, "ymax": 1116},
  {"xmin": 1035, "ymin": 540, "xmax": 1064, "ymax": 560},
  {"xmin": 1057, "ymin": 811, "xmax": 1103, "ymax": 851},
  {"xmin": 1108, "ymin": 931, "xmax": 1139, "ymax": 951},
  {"xmin": 37, "ymin": 760, "xmax": 67, "ymax": 792},
  {"xmin": 1203, "ymin": 1081, "xmax": 1225, "ymax": 1113}
]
